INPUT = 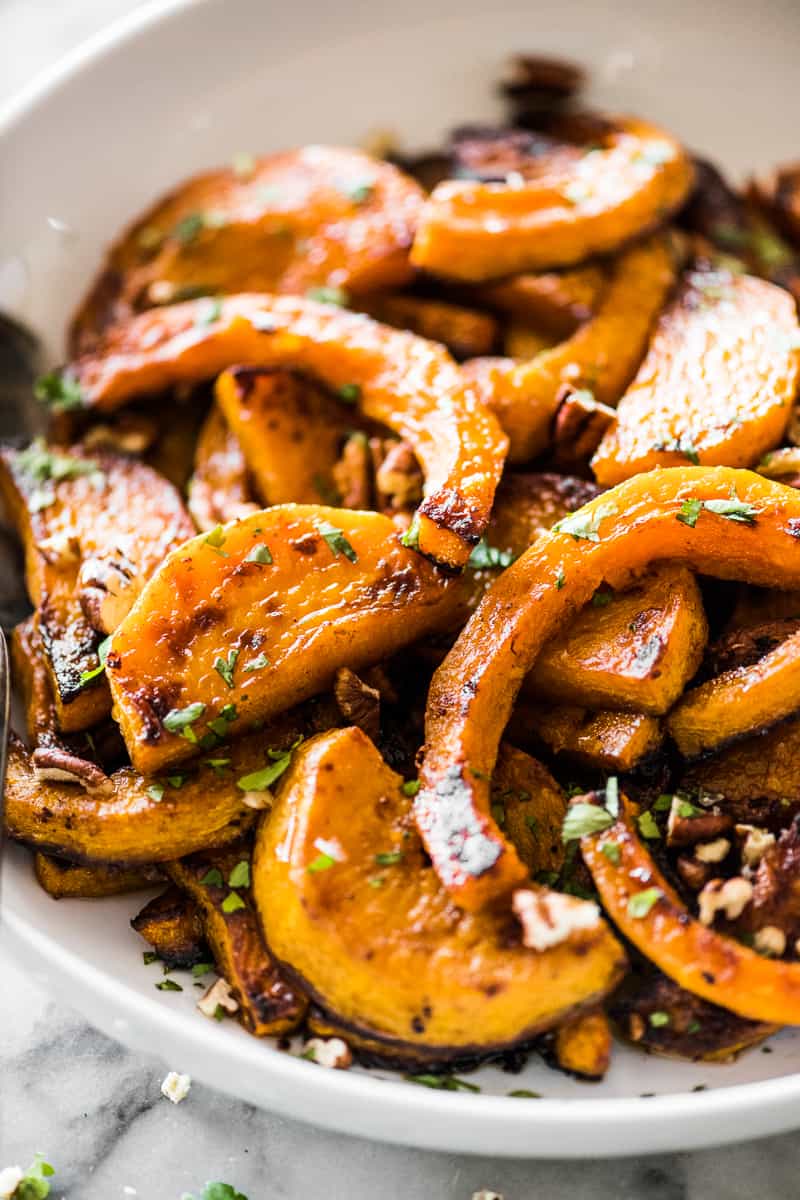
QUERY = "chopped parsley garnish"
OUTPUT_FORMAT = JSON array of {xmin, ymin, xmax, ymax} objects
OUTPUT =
[
  {"xmin": 654, "ymin": 434, "xmax": 700, "ymax": 465},
  {"xmin": 200, "ymin": 868, "xmax": 224, "ymax": 887},
  {"xmin": 34, "ymin": 370, "xmax": 86, "ymax": 412},
  {"xmin": 221, "ymin": 891, "xmax": 246, "ymax": 914},
  {"xmin": 237, "ymin": 737, "xmax": 302, "ymax": 792},
  {"xmin": 405, "ymin": 1074, "xmax": 480, "ymax": 1093},
  {"xmin": 307, "ymin": 852, "xmax": 336, "ymax": 873},
  {"xmin": 163, "ymin": 702, "xmax": 206, "ymax": 742},
  {"xmin": 306, "ymin": 286, "xmax": 349, "ymax": 307},
  {"xmin": 374, "ymin": 851, "xmax": 404, "ymax": 866},
  {"xmin": 368, "ymin": 876, "xmax": 385, "ymax": 888},
  {"xmin": 637, "ymin": 811, "xmax": 661, "ymax": 840},
  {"xmin": 168, "ymin": 773, "xmax": 187, "ymax": 789},
  {"xmin": 653, "ymin": 793, "xmax": 673, "ymax": 812},
  {"xmin": 173, "ymin": 212, "xmax": 205, "ymax": 243},
  {"xmin": 204, "ymin": 757, "xmax": 231, "ymax": 776},
  {"xmin": 214, "ymin": 649, "xmax": 239, "ymax": 689},
  {"xmin": 204, "ymin": 525, "xmax": 228, "ymax": 554},
  {"xmin": 156, "ymin": 979, "xmax": 183, "ymax": 992},
  {"xmin": 627, "ymin": 887, "xmax": 663, "ymax": 919},
  {"xmin": 12, "ymin": 1153, "xmax": 55, "ymax": 1199},
  {"xmin": 677, "ymin": 490, "xmax": 757, "ymax": 528},
  {"xmin": 78, "ymin": 634, "xmax": 112, "ymax": 686},
  {"xmin": 649, "ymin": 1010, "xmax": 670, "ymax": 1028},
  {"xmin": 143, "ymin": 951, "xmax": 158, "ymax": 965},
  {"xmin": 400, "ymin": 515, "xmax": 421, "ymax": 550},
  {"xmin": 207, "ymin": 703, "xmax": 239, "ymax": 739},
  {"xmin": 401, "ymin": 779, "xmax": 421, "ymax": 796},
  {"xmin": 591, "ymin": 589, "xmax": 613, "ymax": 607},
  {"xmin": 677, "ymin": 798, "xmax": 703, "ymax": 818},
  {"xmin": 687, "ymin": 1020, "xmax": 702, "ymax": 1035},
  {"xmin": 146, "ymin": 783, "xmax": 165, "ymax": 803},
  {"xmin": 467, "ymin": 537, "xmax": 516, "ymax": 570},
  {"xmin": 196, "ymin": 296, "xmax": 223, "ymax": 325},
  {"xmin": 192, "ymin": 961, "xmax": 215, "ymax": 977},
  {"xmin": 17, "ymin": 438, "xmax": 102, "ymax": 513},
  {"xmin": 600, "ymin": 841, "xmax": 621, "ymax": 865},
  {"xmin": 555, "ymin": 569, "xmax": 566, "ymax": 589},
  {"xmin": 245, "ymin": 543, "xmax": 272, "ymax": 565},
  {"xmin": 553, "ymin": 501, "xmax": 617, "ymax": 543},
  {"xmin": 228, "ymin": 860, "xmax": 250, "ymax": 888},
  {"xmin": 338, "ymin": 383, "xmax": 361, "ymax": 404},
  {"xmin": 507, "ymin": 1089, "xmax": 542, "ymax": 1098},
  {"xmin": 243, "ymin": 652, "xmax": 270, "ymax": 673},
  {"xmin": 343, "ymin": 178, "xmax": 375, "ymax": 204},
  {"xmin": 317, "ymin": 520, "xmax": 358, "ymax": 562},
  {"xmin": 184, "ymin": 1183, "xmax": 249, "ymax": 1200},
  {"xmin": 677, "ymin": 498, "xmax": 703, "ymax": 528},
  {"xmin": 562, "ymin": 803, "xmax": 614, "ymax": 842},
  {"xmin": 604, "ymin": 776, "xmax": 619, "ymax": 816}
]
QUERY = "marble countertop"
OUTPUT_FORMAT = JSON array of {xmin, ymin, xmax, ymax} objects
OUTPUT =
[{"xmin": 3, "ymin": 2, "xmax": 800, "ymax": 1196}]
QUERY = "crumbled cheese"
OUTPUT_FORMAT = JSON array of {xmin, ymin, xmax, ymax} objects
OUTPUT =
[
  {"xmin": 737, "ymin": 825, "xmax": 776, "ymax": 868},
  {"xmin": 695, "ymin": 837, "xmax": 731, "ymax": 864},
  {"xmin": 0, "ymin": 1166, "xmax": 23, "ymax": 1198},
  {"xmin": 698, "ymin": 877, "xmax": 753, "ymax": 926},
  {"xmin": 754, "ymin": 926, "xmax": 786, "ymax": 958},
  {"xmin": 160, "ymin": 1070, "xmax": 192, "ymax": 1104},
  {"xmin": 472, "ymin": 1192, "xmax": 505, "ymax": 1200},
  {"xmin": 512, "ymin": 888, "xmax": 600, "ymax": 952},
  {"xmin": 241, "ymin": 789, "xmax": 273, "ymax": 810},
  {"xmin": 302, "ymin": 1037, "xmax": 353, "ymax": 1069},
  {"xmin": 197, "ymin": 976, "xmax": 239, "ymax": 1019}
]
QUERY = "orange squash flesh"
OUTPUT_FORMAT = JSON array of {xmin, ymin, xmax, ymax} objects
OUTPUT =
[
  {"xmin": 592, "ymin": 270, "xmax": 800, "ymax": 486},
  {"xmin": 582, "ymin": 796, "xmax": 800, "ymax": 1025},
  {"xmin": 410, "ymin": 116, "xmax": 693, "ymax": 281},
  {"xmin": 510, "ymin": 704, "xmax": 663, "ymax": 772},
  {"xmin": 668, "ymin": 627, "xmax": 800, "ymax": 758},
  {"xmin": 254, "ymin": 727, "xmax": 626, "ymax": 1057},
  {"xmin": 474, "ymin": 265, "xmax": 607, "ymax": 338},
  {"xmin": 467, "ymin": 236, "xmax": 675, "ymax": 462},
  {"xmin": 67, "ymin": 293, "xmax": 508, "ymax": 567},
  {"xmin": 417, "ymin": 467, "xmax": 800, "ymax": 909},
  {"xmin": 131, "ymin": 886, "xmax": 207, "ymax": 969},
  {"xmin": 357, "ymin": 294, "xmax": 498, "ymax": 360},
  {"xmin": 107, "ymin": 506, "xmax": 461, "ymax": 773},
  {"xmin": 34, "ymin": 853, "xmax": 163, "ymax": 899},
  {"xmin": 684, "ymin": 714, "xmax": 800, "ymax": 805},
  {"xmin": 187, "ymin": 405, "xmax": 258, "ymax": 531},
  {"xmin": 553, "ymin": 1010, "xmax": 612, "ymax": 1079},
  {"xmin": 527, "ymin": 565, "xmax": 708, "ymax": 715},
  {"xmin": 70, "ymin": 145, "xmax": 424, "ymax": 351}
]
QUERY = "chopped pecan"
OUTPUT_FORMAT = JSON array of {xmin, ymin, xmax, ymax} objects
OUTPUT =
[
  {"xmin": 698, "ymin": 877, "xmax": 753, "ymax": 926},
  {"xmin": 676, "ymin": 854, "xmax": 715, "ymax": 893},
  {"xmin": 551, "ymin": 385, "xmax": 617, "ymax": 468},
  {"xmin": 77, "ymin": 551, "xmax": 141, "ymax": 634},
  {"xmin": 334, "ymin": 668, "xmax": 381, "ymax": 742},
  {"xmin": 31, "ymin": 745, "xmax": 113, "ymax": 798},
  {"xmin": 667, "ymin": 798, "xmax": 733, "ymax": 848},
  {"xmin": 373, "ymin": 439, "xmax": 423, "ymax": 511},
  {"xmin": 332, "ymin": 433, "xmax": 371, "ymax": 510}
]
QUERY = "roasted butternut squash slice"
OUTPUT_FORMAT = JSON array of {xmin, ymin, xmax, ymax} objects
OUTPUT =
[
  {"xmin": 502, "ymin": 323, "xmax": 557, "ymax": 360},
  {"xmin": 107, "ymin": 506, "xmax": 461, "ymax": 773},
  {"xmin": 553, "ymin": 1010, "xmax": 612, "ymax": 1079},
  {"xmin": 215, "ymin": 367, "xmax": 352, "ymax": 505},
  {"xmin": 410, "ymin": 117, "xmax": 692, "ymax": 280},
  {"xmin": 592, "ymin": 270, "xmax": 800, "ymax": 486},
  {"xmin": 34, "ymin": 853, "xmax": 163, "ymax": 899},
  {"xmin": 0, "ymin": 441, "xmax": 194, "ymax": 732},
  {"xmin": 527, "ymin": 565, "xmax": 708, "ymax": 715},
  {"xmin": 254, "ymin": 727, "xmax": 625, "ymax": 1057},
  {"xmin": 11, "ymin": 616, "xmax": 57, "ymax": 747},
  {"xmin": 508, "ymin": 703, "xmax": 663, "ymax": 772},
  {"xmin": 466, "ymin": 236, "xmax": 675, "ymax": 462},
  {"xmin": 490, "ymin": 743, "xmax": 566, "ymax": 878},
  {"xmin": 70, "ymin": 146, "xmax": 425, "ymax": 351},
  {"xmin": 581, "ymin": 794, "xmax": 800, "ymax": 1025},
  {"xmin": 417, "ymin": 466, "xmax": 800, "ymax": 909},
  {"xmin": 188, "ymin": 405, "xmax": 258, "ymax": 532},
  {"xmin": 474, "ymin": 265, "xmax": 606, "ymax": 338},
  {"xmin": 357, "ymin": 294, "xmax": 498, "ymax": 360},
  {"xmin": 685, "ymin": 714, "xmax": 800, "ymax": 805},
  {"xmin": 488, "ymin": 472, "xmax": 600, "ymax": 555},
  {"xmin": 166, "ymin": 845, "xmax": 307, "ymax": 1036},
  {"xmin": 668, "ymin": 627, "xmax": 800, "ymax": 758},
  {"xmin": 66, "ymin": 293, "xmax": 508, "ymax": 567},
  {"xmin": 131, "ymin": 886, "xmax": 207, "ymax": 969}
]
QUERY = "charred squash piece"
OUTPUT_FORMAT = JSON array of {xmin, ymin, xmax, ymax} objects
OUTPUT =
[
  {"xmin": 552, "ymin": 1010, "xmax": 612, "ymax": 1079},
  {"xmin": 417, "ymin": 466, "xmax": 800, "ymax": 909},
  {"xmin": 410, "ymin": 117, "xmax": 692, "ymax": 280},
  {"xmin": 668, "ymin": 627, "xmax": 800, "ymax": 758},
  {"xmin": 34, "ymin": 853, "xmax": 163, "ymax": 899},
  {"xmin": 581, "ymin": 795, "xmax": 800, "ymax": 1025},
  {"xmin": 67, "ymin": 293, "xmax": 508, "ymax": 567},
  {"xmin": 3, "ymin": 730, "xmax": 270, "ymax": 863},
  {"xmin": 474, "ymin": 265, "xmax": 606, "ymax": 338},
  {"xmin": 527, "ymin": 565, "xmax": 708, "ymax": 715},
  {"xmin": 466, "ymin": 236, "xmax": 675, "ymax": 462},
  {"xmin": 488, "ymin": 473, "xmax": 600, "ymax": 555},
  {"xmin": 685, "ymin": 715, "xmax": 800, "ymax": 806},
  {"xmin": 131, "ymin": 886, "xmax": 207, "ymax": 969},
  {"xmin": 107, "ymin": 505, "xmax": 461, "ymax": 773},
  {"xmin": 187, "ymin": 404, "xmax": 258, "ymax": 531},
  {"xmin": 166, "ymin": 845, "xmax": 307, "ymax": 1037},
  {"xmin": 11, "ymin": 616, "xmax": 58, "ymax": 746},
  {"xmin": 0, "ymin": 441, "xmax": 194, "ymax": 732},
  {"xmin": 490, "ymin": 743, "xmax": 566, "ymax": 878},
  {"xmin": 592, "ymin": 270, "xmax": 800, "ymax": 486},
  {"xmin": 70, "ymin": 146, "xmax": 425, "ymax": 351},
  {"xmin": 357, "ymin": 294, "xmax": 498, "ymax": 359},
  {"xmin": 509, "ymin": 703, "xmax": 663, "ymax": 772},
  {"xmin": 215, "ymin": 367, "xmax": 352, "ymax": 505},
  {"xmin": 254, "ymin": 727, "xmax": 625, "ymax": 1058}
]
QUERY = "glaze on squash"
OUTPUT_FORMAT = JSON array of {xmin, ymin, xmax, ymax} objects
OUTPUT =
[{"xmin": 508, "ymin": 703, "xmax": 663, "ymax": 772}]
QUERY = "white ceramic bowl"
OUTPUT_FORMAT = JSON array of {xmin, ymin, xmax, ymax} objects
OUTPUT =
[{"xmin": 3, "ymin": 0, "xmax": 800, "ymax": 1158}]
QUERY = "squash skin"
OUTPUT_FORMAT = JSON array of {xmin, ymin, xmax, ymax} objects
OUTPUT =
[
  {"xmin": 417, "ymin": 466, "xmax": 800, "ymax": 909},
  {"xmin": 107, "ymin": 505, "xmax": 461, "ymax": 774},
  {"xmin": 410, "ymin": 116, "xmax": 693, "ymax": 281},
  {"xmin": 34, "ymin": 853, "xmax": 163, "ymax": 899},
  {"xmin": 581, "ymin": 796, "xmax": 800, "ymax": 1025},
  {"xmin": 592, "ymin": 270, "xmax": 800, "ymax": 486},
  {"xmin": 68, "ymin": 293, "xmax": 508, "ymax": 567},
  {"xmin": 0, "ymin": 443, "xmax": 194, "ymax": 733},
  {"xmin": 188, "ymin": 405, "xmax": 258, "ymax": 531},
  {"xmin": 509, "ymin": 703, "xmax": 663, "ymax": 772},
  {"xmin": 70, "ymin": 146, "xmax": 424, "ymax": 352},
  {"xmin": 167, "ymin": 845, "xmax": 307, "ymax": 1037},
  {"xmin": 527, "ymin": 565, "xmax": 708, "ymax": 715},
  {"xmin": 254, "ymin": 728, "xmax": 626, "ymax": 1057},
  {"xmin": 131, "ymin": 886, "xmax": 207, "ymax": 969},
  {"xmin": 466, "ymin": 236, "xmax": 675, "ymax": 462}
]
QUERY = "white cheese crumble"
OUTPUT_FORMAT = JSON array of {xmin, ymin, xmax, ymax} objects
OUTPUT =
[
  {"xmin": 512, "ymin": 888, "xmax": 600, "ymax": 951},
  {"xmin": 301, "ymin": 1037, "xmax": 353, "ymax": 1070},
  {"xmin": 160, "ymin": 1071, "xmax": 192, "ymax": 1104},
  {"xmin": 0, "ymin": 1167, "xmax": 23, "ymax": 1198},
  {"xmin": 197, "ymin": 977, "xmax": 239, "ymax": 1019}
]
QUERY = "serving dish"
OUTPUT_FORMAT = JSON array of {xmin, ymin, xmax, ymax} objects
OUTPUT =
[{"xmin": 4, "ymin": 0, "xmax": 800, "ymax": 1158}]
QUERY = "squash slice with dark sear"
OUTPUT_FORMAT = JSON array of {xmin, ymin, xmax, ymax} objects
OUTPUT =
[
  {"xmin": 34, "ymin": 853, "xmax": 163, "ymax": 899},
  {"xmin": 66, "ymin": 293, "xmax": 508, "ymax": 567},
  {"xmin": 684, "ymin": 714, "xmax": 800, "ymax": 806},
  {"xmin": 465, "ymin": 236, "xmax": 675, "ymax": 462},
  {"xmin": 668, "ymin": 626, "xmax": 800, "ymax": 758},
  {"xmin": 592, "ymin": 269, "xmax": 800, "ymax": 486},
  {"xmin": 527, "ymin": 565, "xmax": 708, "ymax": 715},
  {"xmin": 188, "ymin": 404, "xmax": 258, "ymax": 531},
  {"xmin": 70, "ymin": 145, "xmax": 425, "ymax": 352},
  {"xmin": 11, "ymin": 616, "xmax": 58, "ymax": 747},
  {"xmin": 581, "ymin": 794, "xmax": 800, "ymax": 1025},
  {"xmin": 410, "ymin": 116, "xmax": 692, "ymax": 280},
  {"xmin": 107, "ymin": 505, "xmax": 462, "ymax": 773},
  {"xmin": 508, "ymin": 702, "xmax": 663, "ymax": 773},
  {"xmin": 167, "ymin": 844, "xmax": 307, "ymax": 1037},
  {"xmin": 490, "ymin": 743, "xmax": 566, "ymax": 879},
  {"xmin": 0, "ymin": 441, "xmax": 194, "ymax": 732},
  {"xmin": 131, "ymin": 886, "xmax": 207, "ymax": 969},
  {"xmin": 417, "ymin": 466, "xmax": 800, "ymax": 910},
  {"xmin": 253, "ymin": 727, "xmax": 626, "ymax": 1059}
]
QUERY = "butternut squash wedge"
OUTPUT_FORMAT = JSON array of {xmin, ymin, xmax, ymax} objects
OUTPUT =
[
  {"xmin": 34, "ymin": 853, "xmax": 163, "ymax": 899},
  {"xmin": 357, "ymin": 294, "xmax": 498, "ymax": 360},
  {"xmin": 131, "ymin": 886, "xmax": 207, "ymax": 969},
  {"xmin": 188, "ymin": 405, "xmax": 258, "ymax": 531},
  {"xmin": 668, "ymin": 627, "xmax": 800, "ymax": 758},
  {"xmin": 0, "ymin": 441, "xmax": 194, "ymax": 732},
  {"xmin": 66, "ymin": 293, "xmax": 508, "ymax": 567},
  {"xmin": 466, "ymin": 236, "xmax": 675, "ymax": 462},
  {"xmin": 410, "ymin": 116, "xmax": 692, "ymax": 280},
  {"xmin": 553, "ymin": 1010, "xmax": 612, "ymax": 1079},
  {"xmin": 527, "ymin": 565, "xmax": 708, "ymax": 715},
  {"xmin": 508, "ymin": 703, "xmax": 663, "ymax": 772},
  {"xmin": 488, "ymin": 472, "xmax": 600, "ymax": 556},
  {"xmin": 214, "ymin": 367, "xmax": 352, "ymax": 505},
  {"xmin": 685, "ymin": 714, "xmax": 800, "ymax": 805},
  {"xmin": 474, "ymin": 265, "xmax": 606, "ymax": 338},
  {"xmin": 70, "ymin": 146, "xmax": 425, "ymax": 351},
  {"xmin": 417, "ymin": 466, "xmax": 800, "ymax": 909},
  {"xmin": 581, "ymin": 795, "xmax": 800, "ymax": 1024},
  {"xmin": 107, "ymin": 506, "xmax": 461, "ymax": 773},
  {"xmin": 11, "ymin": 616, "xmax": 57, "ymax": 747},
  {"xmin": 254, "ymin": 727, "xmax": 626, "ymax": 1057},
  {"xmin": 490, "ymin": 743, "xmax": 566, "ymax": 878},
  {"xmin": 166, "ymin": 845, "xmax": 307, "ymax": 1036},
  {"xmin": 592, "ymin": 270, "xmax": 800, "ymax": 486}
]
